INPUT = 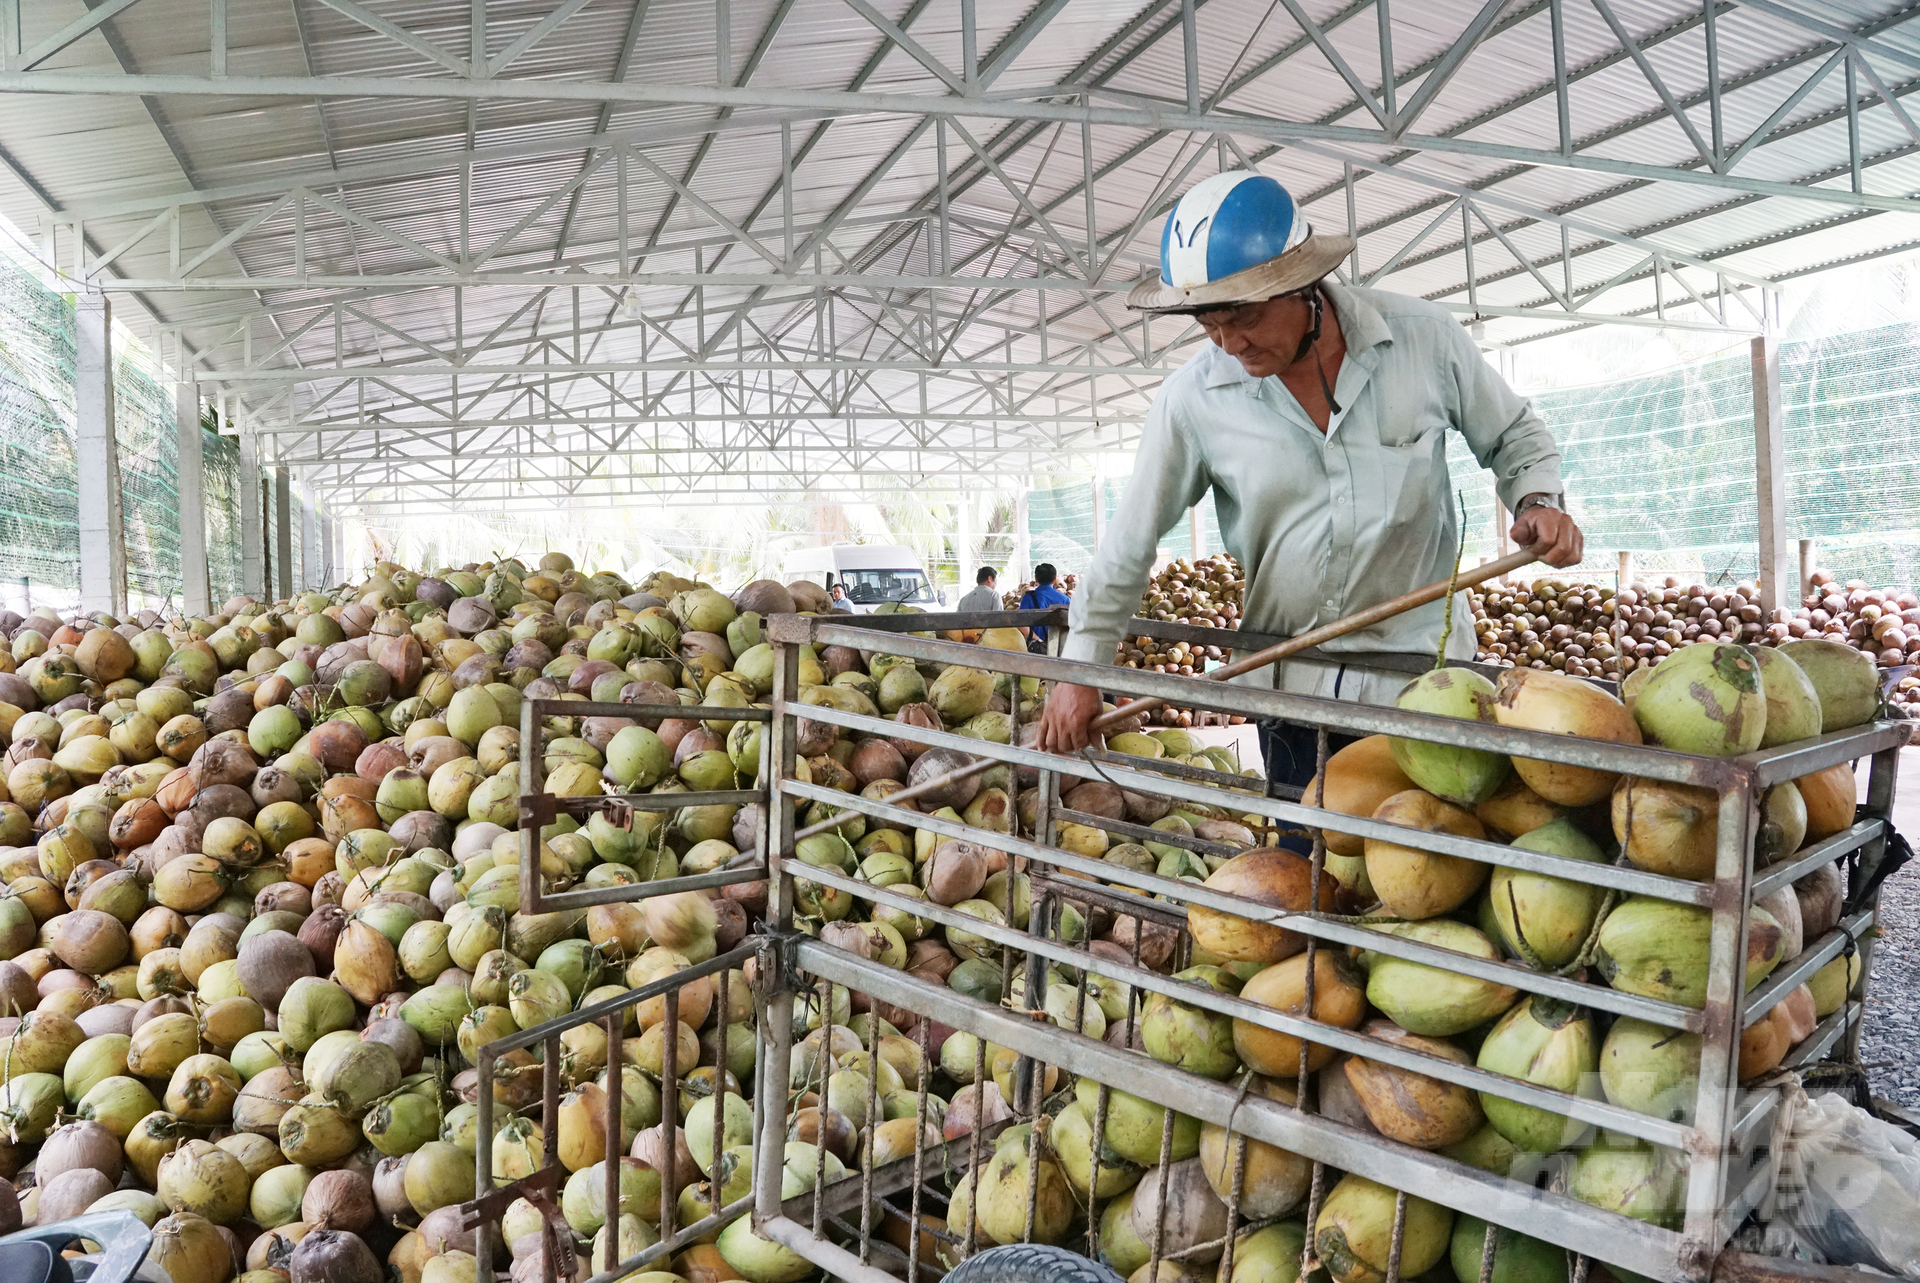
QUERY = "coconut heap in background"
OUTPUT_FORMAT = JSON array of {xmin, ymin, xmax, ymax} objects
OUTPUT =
[
  {"xmin": 1473, "ymin": 568, "xmax": 1920, "ymax": 717},
  {"xmin": 1110, "ymin": 555, "xmax": 1247, "ymax": 729},
  {"xmin": 0, "ymin": 553, "xmax": 811, "ymax": 1283},
  {"xmin": 1003, "ymin": 555, "xmax": 1249, "ymax": 729}
]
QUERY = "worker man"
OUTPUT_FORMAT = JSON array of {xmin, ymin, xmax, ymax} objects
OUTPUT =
[
  {"xmin": 956, "ymin": 567, "xmax": 1001, "ymax": 613},
  {"xmin": 1019, "ymin": 564, "xmax": 1072, "ymax": 655},
  {"xmin": 1036, "ymin": 171, "xmax": 1583, "ymax": 785}
]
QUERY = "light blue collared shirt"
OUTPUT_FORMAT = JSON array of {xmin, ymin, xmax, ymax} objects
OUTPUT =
[{"xmin": 1062, "ymin": 282, "xmax": 1565, "ymax": 705}]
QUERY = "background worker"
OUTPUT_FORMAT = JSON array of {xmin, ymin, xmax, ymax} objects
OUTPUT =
[
  {"xmin": 1036, "ymin": 171, "xmax": 1584, "ymax": 787},
  {"xmin": 1019, "ymin": 564, "xmax": 1073, "ymax": 655},
  {"xmin": 956, "ymin": 567, "xmax": 1001, "ymax": 613}
]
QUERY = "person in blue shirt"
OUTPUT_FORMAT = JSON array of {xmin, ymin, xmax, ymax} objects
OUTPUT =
[{"xmin": 1019, "ymin": 564, "xmax": 1073, "ymax": 654}]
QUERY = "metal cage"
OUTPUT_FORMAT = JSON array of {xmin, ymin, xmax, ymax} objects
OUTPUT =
[
  {"xmin": 741, "ymin": 609, "xmax": 1901, "ymax": 1283},
  {"xmin": 512, "ymin": 696, "xmax": 771, "ymax": 914}
]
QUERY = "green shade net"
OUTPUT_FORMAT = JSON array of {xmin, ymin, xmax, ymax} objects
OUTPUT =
[
  {"xmin": 1040, "ymin": 322, "xmax": 1920, "ymax": 593},
  {"xmin": 1446, "ymin": 323, "xmax": 1920, "ymax": 588},
  {"xmin": 0, "ymin": 247, "xmax": 246, "ymax": 610}
]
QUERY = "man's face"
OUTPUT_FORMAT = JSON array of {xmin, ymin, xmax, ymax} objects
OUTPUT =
[{"xmin": 1196, "ymin": 294, "xmax": 1310, "ymax": 379}]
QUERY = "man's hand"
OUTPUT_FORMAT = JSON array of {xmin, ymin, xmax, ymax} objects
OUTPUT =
[
  {"xmin": 1511, "ymin": 500, "xmax": 1584, "ymax": 568},
  {"xmin": 1037, "ymin": 682, "xmax": 1105, "ymax": 754}
]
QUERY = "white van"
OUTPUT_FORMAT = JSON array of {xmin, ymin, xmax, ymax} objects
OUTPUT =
[{"xmin": 779, "ymin": 544, "xmax": 945, "ymax": 612}]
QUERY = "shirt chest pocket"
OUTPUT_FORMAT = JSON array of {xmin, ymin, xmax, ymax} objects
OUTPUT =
[
  {"xmin": 1374, "ymin": 406, "xmax": 1449, "ymax": 449},
  {"xmin": 1367, "ymin": 413, "xmax": 1450, "ymax": 522}
]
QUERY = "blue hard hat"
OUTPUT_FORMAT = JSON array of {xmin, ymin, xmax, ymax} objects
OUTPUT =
[{"xmin": 1128, "ymin": 171, "xmax": 1352, "ymax": 313}]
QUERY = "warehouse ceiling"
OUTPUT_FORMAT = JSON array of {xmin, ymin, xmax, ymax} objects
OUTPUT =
[{"xmin": 2, "ymin": 0, "xmax": 1919, "ymax": 511}]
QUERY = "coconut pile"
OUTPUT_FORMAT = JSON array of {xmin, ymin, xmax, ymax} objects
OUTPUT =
[
  {"xmin": 1469, "ymin": 577, "xmax": 1778, "ymax": 681},
  {"xmin": 1472, "ymin": 570, "xmax": 1920, "ymax": 716},
  {"xmin": 996, "ymin": 555, "xmax": 1247, "ymax": 726},
  {"xmin": 0, "ymin": 553, "xmax": 841, "ymax": 1283},
  {"xmin": 871, "ymin": 637, "xmax": 1882, "ymax": 1283},
  {"xmin": 0, "ymin": 544, "xmax": 1890, "ymax": 1283},
  {"xmin": 1111, "ymin": 557, "xmax": 1245, "ymax": 729}
]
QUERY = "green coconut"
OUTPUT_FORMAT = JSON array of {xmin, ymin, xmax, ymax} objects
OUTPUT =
[
  {"xmin": 927, "ymin": 666, "xmax": 993, "ymax": 723},
  {"xmin": 1568, "ymin": 1141, "xmax": 1680, "ymax": 1228},
  {"xmin": 1096, "ymin": 1186, "xmax": 1152, "ymax": 1277},
  {"xmin": 364, "ymin": 1090, "xmax": 443, "ymax": 1156},
  {"xmin": 877, "ymin": 665, "xmax": 928, "ymax": 714},
  {"xmin": 716, "ymin": 1217, "xmax": 812, "ymax": 1283},
  {"xmin": 1073, "ymin": 1076, "xmax": 1200, "ymax": 1167},
  {"xmin": 1225, "ymin": 1222, "xmax": 1308, "ymax": 1283},
  {"xmin": 1595, "ymin": 898, "xmax": 1784, "ymax": 1008},
  {"xmin": 1631, "ymin": 643, "xmax": 1766, "ymax": 756},
  {"xmin": 1750, "ymin": 647, "xmax": 1824, "ymax": 748},
  {"xmin": 1440, "ymin": 1123, "xmax": 1533, "ymax": 1179},
  {"xmin": 1047, "ymin": 1098, "xmax": 1141, "ymax": 1197},
  {"xmin": 1451, "ymin": 1217, "xmax": 1567, "ymax": 1283},
  {"xmin": 1488, "ymin": 818, "xmax": 1607, "ymax": 969},
  {"xmin": 1389, "ymin": 669, "xmax": 1510, "ymax": 806},
  {"xmin": 445, "ymin": 687, "xmax": 504, "ymax": 746},
  {"xmin": 1778, "ymin": 638, "xmax": 1880, "ymax": 731},
  {"xmin": 1474, "ymin": 996, "xmax": 1597, "ymax": 1151},
  {"xmin": 1598, "ymin": 1017, "xmax": 1701, "ymax": 1122},
  {"xmin": 1313, "ymin": 1174, "xmax": 1451, "ymax": 1283},
  {"xmin": 1363, "ymin": 920, "xmax": 1520, "ymax": 1037},
  {"xmin": 1140, "ymin": 965, "xmax": 1241, "ymax": 1080}
]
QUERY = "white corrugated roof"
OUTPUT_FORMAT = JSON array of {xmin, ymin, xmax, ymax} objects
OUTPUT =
[{"xmin": 1, "ymin": 0, "xmax": 1917, "ymax": 506}]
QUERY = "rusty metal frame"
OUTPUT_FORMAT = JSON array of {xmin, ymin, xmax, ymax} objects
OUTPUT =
[
  {"xmin": 469, "ymin": 938, "xmax": 769, "ymax": 1283},
  {"xmin": 515, "ymin": 695, "xmax": 771, "ymax": 913},
  {"xmin": 751, "ymin": 608, "xmax": 1900, "ymax": 1283}
]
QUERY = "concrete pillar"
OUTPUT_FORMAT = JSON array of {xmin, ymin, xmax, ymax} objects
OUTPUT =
[
  {"xmin": 1013, "ymin": 485, "xmax": 1030, "ymax": 583},
  {"xmin": 1752, "ymin": 335, "xmax": 1789, "ymax": 617},
  {"xmin": 955, "ymin": 495, "xmax": 975, "ymax": 591},
  {"xmin": 301, "ymin": 488, "xmax": 319, "ymax": 592},
  {"xmin": 1088, "ymin": 477, "xmax": 1104, "ymax": 553},
  {"xmin": 1190, "ymin": 505, "xmax": 1206, "ymax": 559},
  {"xmin": 76, "ymin": 294, "xmax": 126, "ymax": 618},
  {"xmin": 331, "ymin": 513, "xmax": 346, "ymax": 584},
  {"xmin": 238, "ymin": 427, "xmax": 265, "ymax": 599},
  {"xmin": 176, "ymin": 382, "xmax": 211, "ymax": 617},
  {"xmin": 273, "ymin": 467, "xmax": 293, "ymax": 601},
  {"xmin": 1799, "ymin": 538, "xmax": 1817, "ymax": 603}
]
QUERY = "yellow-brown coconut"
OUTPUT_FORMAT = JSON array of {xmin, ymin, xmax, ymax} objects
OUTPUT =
[
  {"xmin": 1304, "ymin": 737, "xmax": 1413, "ymax": 858},
  {"xmin": 1341, "ymin": 1021, "xmax": 1483, "ymax": 1149},
  {"xmin": 1363, "ymin": 790, "xmax": 1487, "ymax": 920},
  {"xmin": 1231, "ymin": 952, "xmax": 1367, "ymax": 1077},
  {"xmin": 1187, "ymin": 850, "xmax": 1335, "ymax": 965},
  {"xmin": 1611, "ymin": 777, "xmax": 1717, "ymax": 880},
  {"xmin": 1197, "ymin": 1076, "xmax": 1310, "ymax": 1220},
  {"xmin": 1491, "ymin": 670, "xmax": 1640, "ymax": 806}
]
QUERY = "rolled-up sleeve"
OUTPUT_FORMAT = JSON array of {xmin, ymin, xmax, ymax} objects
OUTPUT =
[
  {"xmin": 1446, "ymin": 324, "xmax": 1563, "ymax": 512},
  {"xmin": 1061, "ymin": 390, "xmax": 1210, "ymax": 666}
]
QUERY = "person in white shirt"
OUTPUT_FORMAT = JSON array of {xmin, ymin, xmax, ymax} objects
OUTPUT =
[{"xmin": 955, "ymin": 567, "xmax": 1001, "ymax": 613}]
